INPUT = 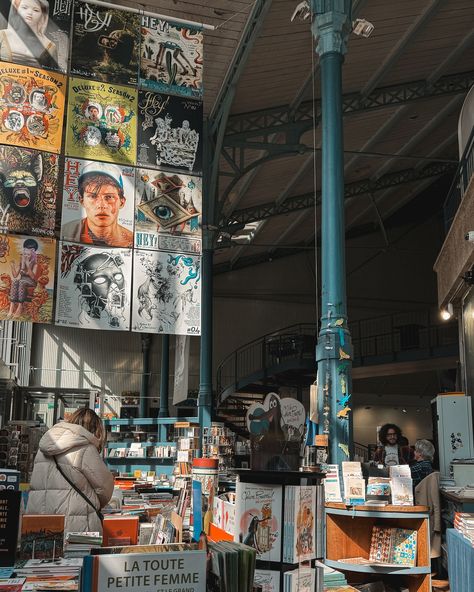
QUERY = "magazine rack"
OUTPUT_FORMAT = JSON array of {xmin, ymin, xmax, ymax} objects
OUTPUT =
[{"xmin": 325, "ymin": 503, "xmax": 431, "ymax": 592}]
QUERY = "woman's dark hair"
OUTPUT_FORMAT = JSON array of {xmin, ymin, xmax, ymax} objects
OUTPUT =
[
  {"xmin": 379, "ymin": 423, "xmax": 402, "ymax": 446},
  {"xmin": 23, "ymin": 238, "xmax": 38, "ymax": 250}
]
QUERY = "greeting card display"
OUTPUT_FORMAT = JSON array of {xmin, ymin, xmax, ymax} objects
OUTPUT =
[
  {"xmin": 65, "ymin": 77, "xmax": 137, "ymax": 165},
  {"xmin": 140, "ymin": 16, "xmax": 203, "ymax": 98},
  {"xmin": 71, "ymin": 1, "xmax": 139, "ymax": 86},
  {"xmin": 0, "ymin": 61, "xmax": 65, "ymax": 153}
]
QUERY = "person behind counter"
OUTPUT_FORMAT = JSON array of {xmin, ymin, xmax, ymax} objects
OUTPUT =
[
  {"xmin": 411, "ymin": 439, "xmax": 435, "ymax": 488},
  {"xmin": 373, "ymin": 423, "xmax": 414, "ymax": 467}
]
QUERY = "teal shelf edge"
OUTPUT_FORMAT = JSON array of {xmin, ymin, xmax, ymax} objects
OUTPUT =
[
  {"xmin": 325, "ymin": 508, "xmax": 429, "ymax": 519},
  {"xmin": 106, "ymin": 442, "xmax": 174, "ymax": 448},
  {"xmin": 324, "ymin": 559, "xmax": 430, "ymax": 575},
  {"xmin": 103, "ymin": 416, "xmax": 198, "ymax": 426},
  {"xmin": 106, "ymin": 457, "xmax": 175, "ymax": 462}
]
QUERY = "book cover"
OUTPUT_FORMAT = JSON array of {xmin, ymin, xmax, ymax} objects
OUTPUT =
[
  {"xmin": 369, "ymin": 526, "xmax": 417, "ymax": 567},
  {"xmin": 20, "ymin": 515, "xmax": 65, "ymax": 560},
  {"xmin": 235, "ymin": 481, "xmax": 282, "ymax": 562},
  {"xmin": 254, "ymin": 569, "xmax": 280, "ymax": 592},
  {"xmin": 0, "ymin": 491, "xmax": 21, "ymax": 567},
  {"xmin": 102, "ymin": 516, "xmax": 139, "ymax": 547},
  {"xmin": 390, "ymin": 477, "xmax": 414, "ymax": 506},
  {"xmin": 0, "ymin": 579, "xmax": 25, "ymax": 592},
  {"xmin": 292, "ymin": 485, "xmax": 317, "ymax": 563}
]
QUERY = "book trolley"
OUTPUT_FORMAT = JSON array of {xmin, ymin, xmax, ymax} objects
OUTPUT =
[{"xmin": 325, "ymin": 503, "xmax": 431, "ymax": 592}]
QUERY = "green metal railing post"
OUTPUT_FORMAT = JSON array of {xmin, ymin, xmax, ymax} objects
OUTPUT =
[
  {"xmin": 159, "ymin": 334, "xmax": 170, "ymax": 418},
  {"xmin": 139, "ymin": 334, "xmax": 151, "ymax": 419},
  {"xmin": 312, "ymin": 0, "xmax": 354, "ymax": 464}
]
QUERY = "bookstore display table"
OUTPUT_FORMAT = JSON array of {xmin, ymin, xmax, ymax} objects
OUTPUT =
[
  {"xmin": 325, "ymin": 503, "xmax": 431, "ymax": 592},
  {"xmin": 446, "ymin": 528, "xmax": 474, "ymax": 592}
]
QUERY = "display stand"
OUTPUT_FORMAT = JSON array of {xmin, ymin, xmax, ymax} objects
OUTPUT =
[
  {"xmin": 325, "ymin": 503, "xmax": 431, "ymax": 592},
  {"xmin": 234, "ymin": 468, "xmax": 325, "ymax": 591}
]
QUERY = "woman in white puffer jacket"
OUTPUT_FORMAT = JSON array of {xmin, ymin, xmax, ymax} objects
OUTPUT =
[{"xmin": 26, "ymin": 408, "xmax": 114, "ymax": 534}]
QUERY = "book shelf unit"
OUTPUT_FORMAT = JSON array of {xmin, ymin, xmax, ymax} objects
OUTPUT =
[
  {"xmin": 234, "ymin": 469, "xmax": 325, "ymax": 591},
  {"xmin": 325, "ymin": 503, "xmax": 431, "ymax": 592}
]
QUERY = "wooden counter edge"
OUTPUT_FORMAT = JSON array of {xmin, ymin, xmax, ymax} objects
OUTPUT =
[{"xmin": 325, "ymin": 502, "xmax": 429, "ymax": 513}]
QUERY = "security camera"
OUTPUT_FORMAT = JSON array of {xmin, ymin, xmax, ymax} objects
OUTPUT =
[{"xmin": 465, "ymin": 231, "xmax": 474, "ymax": 242}]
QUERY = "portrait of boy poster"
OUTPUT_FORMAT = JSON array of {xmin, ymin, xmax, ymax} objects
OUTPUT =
[
  {"xmin": 140, "ymin": 15, "xmax": 203, "ymax": 98},
  {"xmin": 0, "ymin": 144, "xmax": 58, "ymax": 237},
  {"xmin": 0, "ymin": 233, "xmax": 56, "ymax": 324},
  {"xmin": 71, "ymin": 1, "xmax": 139, "ymax": 86},
  {"xmin": 0, "ymin": 0, "xmax": 72, "ymax": 73},
  {"xmin": 55, "ymin": 241, "xmax": 132, "ymax": 332},
  {"xmin": 61, "ymin": 158, "xmax": 135, "ymax": 248},
  {"xmin": 65, "ymin": 77, "xmax": 137, "ymax": 165},
  {"xmin": 137, "ymin": 90, "xmax": 202, "ymax": 174},
  {"xmin": 135, "ymin": 167, "xmax": 202, "ymax": 254},
  {"xmin": 0, "ymin": 61, "xmax": 65, "ymax": 153}
]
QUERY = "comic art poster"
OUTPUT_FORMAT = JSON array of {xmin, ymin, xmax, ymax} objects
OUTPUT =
[
  {"xmin": 135, "ymin": 167, "xmax": 201, "ymax": 254},
  {"xmin": 0, "ymin": 233, "xmax": 56, "ymax": 323},
  {"xmin": 55, "ymin": 241, "xmax": 132, "ymax": 331},
  {"xmin": 71, "ymin": 1, "xmax": 139, "ymax": 86},
  {"xmin": 61, "ymin": 158, "xmax": 134, "ymax": 248},
  {"xmin": 0, "ymin": 0, "xmax": 72, "ymax": 72},
  {"xmin": 140, "ymin": 15, "xmax": 203, "ymax": 98},
  {"xmin": 65, "ymin": 77, "xmax": 137, "ymax": 165},
  {"xmin": 137, "ymin": 90, "xmax": 202, "ymax": 174},
  {"xmin": 0, "ymin": 145, "xmax": 58, "ymax": 237},
  {"xmin": 0, "ymin": 61, "xmax": 65, "ymax": 153},
  {"xmin": 131, "ymin": 249, "xmax": 201, "ymax": 336}
]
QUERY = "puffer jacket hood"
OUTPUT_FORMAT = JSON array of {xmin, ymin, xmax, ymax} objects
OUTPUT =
[{"xmin": 39, "ymin": 422, "xmax": 100, "ymax": 456}]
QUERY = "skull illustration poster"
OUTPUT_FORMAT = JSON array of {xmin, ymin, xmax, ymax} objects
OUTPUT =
[
  {"xmin": 55, "ymin": 241, "xmax": 132, "ymax": 331},
  {"xmin": 0, "ymin": 145, "xmax": 58, "ymax": 237},
  {"xmin": 140, "ymin": 16, "xmax": 203, "ymax": 98},
  {"xmin": 65, "ymin": 77, "xmax": 137, "ymax": 165},
  {"xmin": 0, "ymin": 233, "xmax": 56, "ymax": 323},
  {"xmin": 131, "ymin": 249, "xmax": 201, "ymax": 336},
  {"xmin": 135, "ymin": 168, "xmax": 201, "ymax": 254},
  {"xmin": 71, "ymin": 1, "xmax": 139, "ymax": 86},
  {"xmin": 0, "ymin": 0, "xmax": 72, "ymax": 72},
  {"xmin": 61, "ymin": 158, "xmax": 134, "ymax": 248},
  {"xmin": 0, "ymin": 61, "xmax": 65, "ymax": 153},
  {"xmin": 137, "ymin": 90, "xmax": 202, "ymax": 174}
]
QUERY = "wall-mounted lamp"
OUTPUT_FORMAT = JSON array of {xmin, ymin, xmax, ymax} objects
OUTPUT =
[{"xmin": 440, "ymin": 302, "xmax": 454, "ymax": 321}]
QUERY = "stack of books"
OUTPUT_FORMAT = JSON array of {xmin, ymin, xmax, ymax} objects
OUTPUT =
[
  {"xmin": 64, "ymin": 532, "xmax": 102, "ymax": 558},
  {"xmin": 315, "ymin": 561, "xmax": 348, "ymax": 589},
  {"xmin": 14, "ymin": 558, "xmax": 83, "ymax": 590},
  {"xmin": 208, "ymin": 541, "xmax": 256, "ymax": 592},
  {"xmin": 454, "ymin": 512, "xmax": 474, "ymax": 544}
]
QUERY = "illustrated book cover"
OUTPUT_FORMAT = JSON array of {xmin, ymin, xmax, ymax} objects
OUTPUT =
[{"xmin": 19, "ymin": 514, "xmax": 65, "ymax": 560}]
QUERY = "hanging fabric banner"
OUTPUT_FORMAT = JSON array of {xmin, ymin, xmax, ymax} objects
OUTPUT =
[{"xmin": 173, "ymin": 334, "xmax": 190, "ymax": 405}]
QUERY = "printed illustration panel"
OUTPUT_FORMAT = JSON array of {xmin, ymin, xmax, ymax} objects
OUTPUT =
[
  {"xmin": 65, "ymin": 77, "xmax": 137, "ymax": 165},
  {"xmin": 137, "ymin": 90, "xmax": 202, "ymax": 174},
  {"xmin": 0, "ymin": 233, "xmax": 56, "ymax": 324},
  {"xmin": 0, "ymin": 61, "xmax": 65, "ymax": 153},
  {"xmin": 0, "ymin": 144, "xmax": 58, "ymax": 236},
  {"xmin": 61, "ymin": 158, "xmax": 134, "ymax": 248},
  {"xmin": 135, "ymin": 167, "xmax": 201, "ymax": 254},
  {"xmin": 131, "ymin": 249, "xmax": 201, "ymax": 336},
  {"xmin": 0, "ymin": 0, "xmax": 72, "ymax": 72},
  {"xmin": 140, "ymin": 16, "xmax": 203, "ymax": 98},
  {"xmin": 71, "ymin": 1, "xmax": 139, "ymax": 86},
  {"xmin": 55, "ymin": 241, "xmax": 132, "ymax": 331}
]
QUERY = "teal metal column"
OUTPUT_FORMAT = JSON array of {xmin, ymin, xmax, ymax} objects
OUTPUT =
[
  {"xmin": 312, "ymin": 0, "xmax": 354, "ymax": 465},
  {"xmin": 139, "ymin": 334, "xmax": 151, "ymax": 418},
  {"xmin": 158, "ymin": 334, "xmax": 170, "ymax": 418}
]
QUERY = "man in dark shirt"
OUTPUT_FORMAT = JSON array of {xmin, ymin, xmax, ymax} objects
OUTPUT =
[{"xmin": 411, "ymin": 439, "xmax": 435, "ymax": 488}]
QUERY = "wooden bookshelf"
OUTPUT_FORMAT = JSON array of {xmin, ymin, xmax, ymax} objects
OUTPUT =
[{"xmin": 325, "ymin": 503, "xmax": 431, "ymax": 592}]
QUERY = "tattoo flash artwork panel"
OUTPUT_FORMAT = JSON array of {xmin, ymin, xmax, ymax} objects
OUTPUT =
[
  {"xmin": 71, "ymin": 1, "xmax": 139, "ymax": 86},
  {"xmin": 55, "ymin": 241, "xmax": 132, "ymax": 331},
  {"xmin": 140, "ymin": 16, "xmax": 203, "ymax": 98},
  {"xmin": 132, "ymin": 249, "xmax": 201, "ymax": 336},
  {"xmin": 135, "ymin": 168, "xmax": 201, "ymax": 254},
  {"xmin": 0, "ymin": 233, "xmax": 56, "ymax": 324},
  {"xmin": 0, "ymin": 61, "xmax": 65, "ymax": 153},
  {"xmin": 137, "ymin": 90, "xmax": 202, "ymax": 174},
  {"xmin": 0, "ymin": 145, "xmax": 58, "ymax": 237},
  {"xmin": 65, "ymin": 77, "xmax": 137, "ymax": 165},
  {"xmin": 61, "ymin": 158, "xmax": 134, "ymax": 248},
  {"xmin": 0, "ymin": 0, "xmax": 72, "ymax": 72}
]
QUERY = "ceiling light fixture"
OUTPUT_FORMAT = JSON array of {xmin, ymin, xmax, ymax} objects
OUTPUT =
[
  {"xmin": 441, "ymin": 302, "xmax": 454, "ymax": 321},
  {"xmin": 352, "ymin": 18, "xmax": 375, "ymax": 38}
]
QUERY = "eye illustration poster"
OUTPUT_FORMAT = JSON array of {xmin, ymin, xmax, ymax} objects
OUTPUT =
[
  {"xmin": 65, "ymin": 77, "xmax": 137, "ymax": 165},
  {"xmin": 131, "ymin": 249, "xmax": 201, "ymax": 336},
  {"xmin": 55, "ymin": 241, "xmax": 132, "ymax": 331},
  {"xmin": 135, "ymin": 167, "xmax": 201, "ymax": 254},
  {"xmin": 0, "ymin": 233, "xmax": 56, "ymax": 324},
  {"xmin": 71, "ymin": 1, "xmax": 139, "ymax": 86},
  {"xmin": 140, "ymin": 16, "xmax": 203, "ymax": 98},
  {"xmin": 0, "ymin": 61, "xmax": 65, "ymax": 153},
  {"xmin": 137, "ymin": 90, "xmax": 202, "ymax": 174},
  {"xmin": 0, "ymin": 144, "xmax": 58, "ymax": 237},
  {"xmin": 61, "ymin": 158, "xmax": 134, "ymax": 248},
  {"xmin": 0, "ymin": 0, "xmax": 72, "ymax": 73}
]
